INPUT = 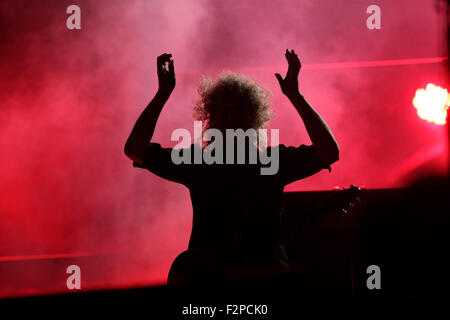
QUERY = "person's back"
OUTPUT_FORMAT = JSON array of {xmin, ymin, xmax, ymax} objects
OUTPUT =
[{"xmin": 186, "ymin": 143, "xmax": 285, "ymax": 267}]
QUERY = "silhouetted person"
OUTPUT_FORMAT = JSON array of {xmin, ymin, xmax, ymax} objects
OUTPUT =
[{"xmin": 124, "ymin": 50, "xmax": 339, "ymax": 286}]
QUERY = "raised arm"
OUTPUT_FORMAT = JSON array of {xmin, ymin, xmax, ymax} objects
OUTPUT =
[
  {"xmin": 275, "ymin": 49, "xmax": 339, "ymax": 166},
  {"xmin": 124, "ymin": 53, "xmax": 176, "ymax": 166}
]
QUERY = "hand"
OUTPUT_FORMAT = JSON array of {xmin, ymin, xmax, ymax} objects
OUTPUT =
[
  {"xmin": 157, "ymin": 53, "xmax": 175, "ymax": 95},
  {"xmin": 275, "ymin": 49, "xmax": 301, "ymax": 99}
]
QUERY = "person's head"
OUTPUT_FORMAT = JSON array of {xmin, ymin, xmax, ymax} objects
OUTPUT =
[{"xmin": 194, "ymin": 71, "xmax": 273, "ymax": 134}]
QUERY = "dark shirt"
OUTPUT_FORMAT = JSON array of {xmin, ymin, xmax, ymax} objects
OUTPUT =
[{"xmin": 133, "ymin": 142, "xmax": 331, "ymax": 274}]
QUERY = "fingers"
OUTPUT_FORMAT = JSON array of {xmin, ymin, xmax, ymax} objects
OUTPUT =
[
  {"xmin": 157, "ymin": 53, "xmax": 172, "ymax": 63},
  {"xmin": 275, "ymin": 73, "xmax": 284, "ymax": 86},
  {"xmin": 168, "ymin": 58, "xmax": 175, "ymax": 76},
  {"xmin": 291, "ymin": 50, "xmax": 300, "ymax": 66},
  {"xmin": 157, "ymin": 53, "xmax": 173, "ymax": 75},
  {"xmin": 285, "ymin": 49, "xmax": 294, "ymax": 61},
  {"xmin": 285, "ymin": 49, "xmax": 299, "ymax": 63},
  {"xmin": 284, "ymin": 49, "xmax": 301, "ymax": 75}
]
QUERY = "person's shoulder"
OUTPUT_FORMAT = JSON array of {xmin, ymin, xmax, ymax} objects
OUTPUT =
[
  {"xmin": 171, "ymin": 143, "xmax": 198, "ymax": 152},
  {"xmin": 269, "ymin": 144, "xmax": 310, "ymax": 152},
  {"xmin": 172, "ymin": 143, "xmax": 200, "ymax": 164},
  {"xmin": 267, "ymin": 144, "xmax": 285, "ymax": 150}
]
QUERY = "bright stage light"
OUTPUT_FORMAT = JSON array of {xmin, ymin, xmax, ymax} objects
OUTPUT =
[{"xmin": 412, "ymin": 83, "xmax": 449, "ymax": 125}]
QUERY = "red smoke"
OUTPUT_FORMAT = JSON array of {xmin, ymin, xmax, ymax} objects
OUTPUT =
[{"xmin": 0, "ymin": 0, "xmax": 447, "ymax": 297}]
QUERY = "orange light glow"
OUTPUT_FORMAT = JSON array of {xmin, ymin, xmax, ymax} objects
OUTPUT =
[{"xmin": 413, "ymin": 83, "xmax": 449, "ymax": 125}]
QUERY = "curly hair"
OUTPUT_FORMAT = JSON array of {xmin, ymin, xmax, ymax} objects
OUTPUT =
[{"xmin": 194, "ymin": 72, "xmax": 273, "ymax": 136}]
